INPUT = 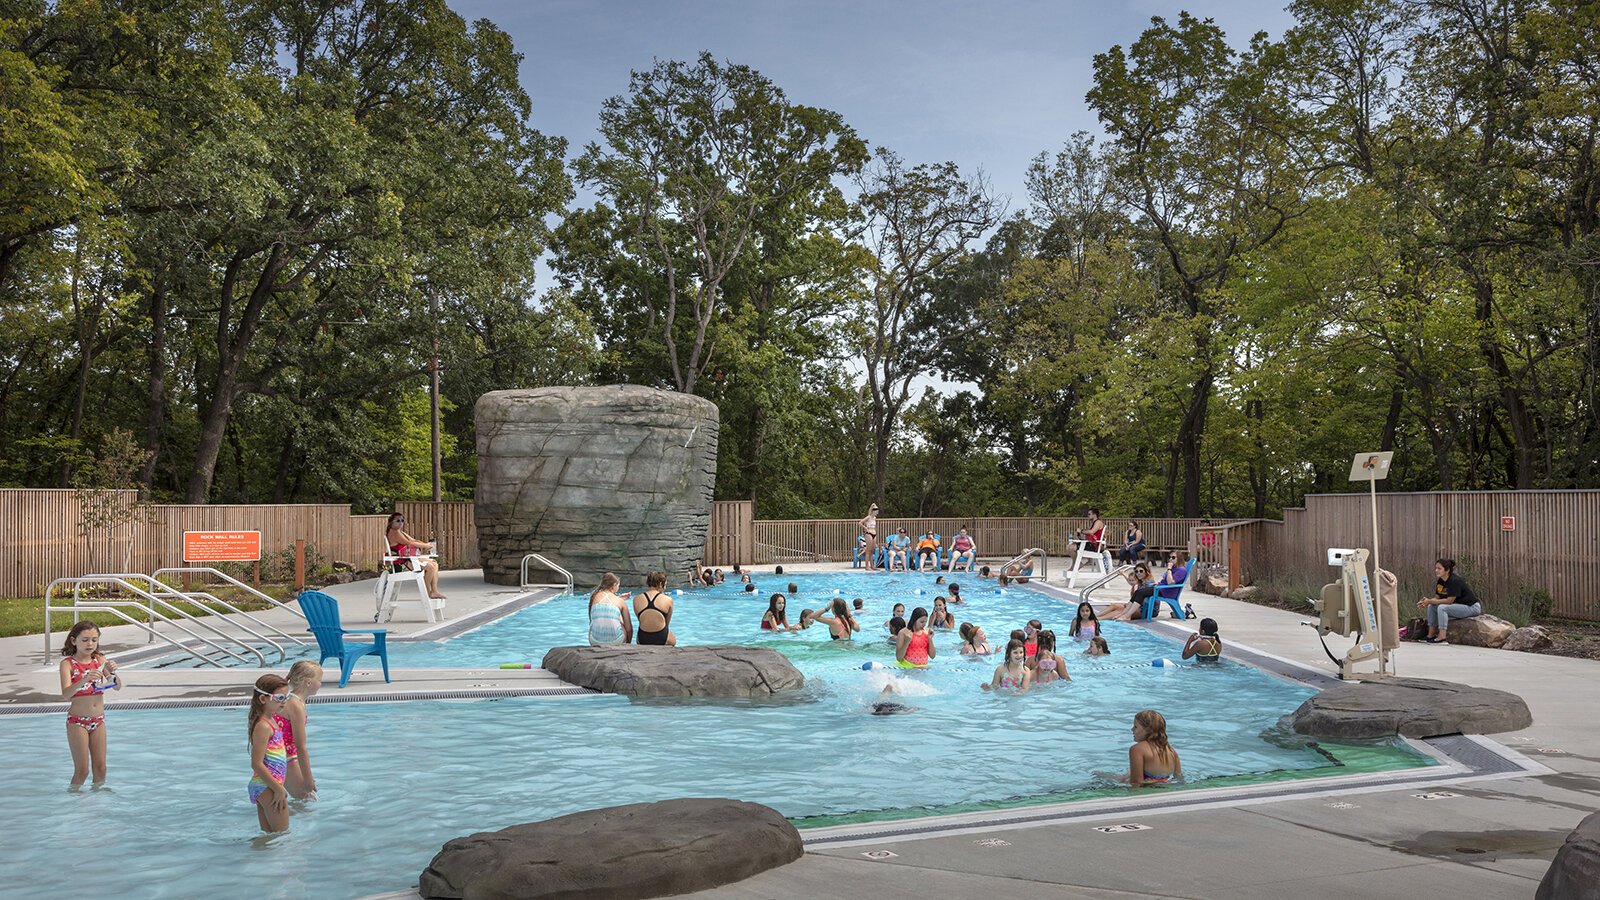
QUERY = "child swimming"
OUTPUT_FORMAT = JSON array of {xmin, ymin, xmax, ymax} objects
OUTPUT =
[
  {"xmin": 930, "ymin": 596, "xmax": 955, "ymax": 629},
  {"xmin": 1068, "ymin": 602, "xmax": 1100, "ymax": 641},
  {"xmin": 1109, "ymin": 709, "xmax": 1181, "ymax": 785},
  {"xmin": 1031, "ymin": 630, "xmax": 1071, "ymax": 684},
  {"xmin": 762, "ymin": 594, "xmax": 800, "ymax": 631},
  {"xmin": 1082, "ymin": 636, "xmax": 1110, "ymax": 657},
  {"xmin": 981, "ymin": 639, "xmax": 1033, "ymax": 692},
  {"xmin": 895, "ymin": 607, "xmax": 935, "ymax": 667},
  {"xmin": 958, "ymin": 622, "xmax": 992, "ymax": 654},
  {"xmin": 248, "ymin": 673, "xmax": 292, "ymax": 832},
  {"xmin": 278, "ymin": 660, "xmax": 322, "ymax": 799},
  {"xmin": 884, "ymin": 602, "xmax": 906, "ymax": 632},
  {"xmin": 1182, "ymin": 618, "xmax": 1222, "ymax": 661},
  {"xmin": 59, "ymin": 620, "xmax": 120, "ymax": 786}
]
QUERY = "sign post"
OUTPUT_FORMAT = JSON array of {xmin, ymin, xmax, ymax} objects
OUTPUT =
[{"xmin": 1347, "ymin": 453, "xmax": 1393, "ymax": 577}]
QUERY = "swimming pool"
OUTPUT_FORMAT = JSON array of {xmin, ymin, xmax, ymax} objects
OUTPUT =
[{"xmin": 5, "ymin": 573, "xmax": 1434, "ymax": 899}]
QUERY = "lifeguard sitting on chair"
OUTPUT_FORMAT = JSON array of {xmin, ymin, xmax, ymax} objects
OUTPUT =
[{"xmin": 386, "ymin": 513, "xmax": 446, "ymax": 600}]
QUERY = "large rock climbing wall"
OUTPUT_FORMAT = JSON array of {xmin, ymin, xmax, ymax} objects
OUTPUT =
[{"xmin": 475, "ymin": 386, "xmax": 719, "ymax": 588}]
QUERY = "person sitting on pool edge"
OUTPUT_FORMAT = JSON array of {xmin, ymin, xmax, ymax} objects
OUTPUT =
[
  {"xmin": 632, "ymin": 571, "xmax": 676, "ymax": 646},
  {"xmin": 587, "ymin": 573, "xmax": 633, "ymax": 646}
]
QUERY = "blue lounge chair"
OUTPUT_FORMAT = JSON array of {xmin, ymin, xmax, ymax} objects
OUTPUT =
[
  {"xmin": 299, "ymin": 590, "xmax": 390, "ymax": 688},
  {"xmin": 1143, "ymin": 557, "xmax": 1197, "ymax": 621}
]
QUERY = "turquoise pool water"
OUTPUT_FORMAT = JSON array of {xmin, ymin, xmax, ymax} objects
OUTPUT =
[{"xmin": 4, "ymin": 573, "xmax": 1434, "ymax": 899}]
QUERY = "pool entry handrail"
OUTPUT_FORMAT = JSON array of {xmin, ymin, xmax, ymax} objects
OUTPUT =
[
  {"xmin": 152, "ymin": 567, "xmax": 306, "ymax": 621},
  {"xmin": 520, "ymin": 553, "xmax": 573, "ymax": 595},
  {"xmin": 44, "ymin": 575, "xmax": 267, "ymax": 667},
  {"xmin": 1078, "ymin": 564, "xmax": 1136, "ymax": 605},
  {"xmin": 115, "ymin": 573, "xmax": 305, "ymax": 653},
  {"xmin": 1002, "ymin": 548, "xmax": 1049, "ymax": 582}
]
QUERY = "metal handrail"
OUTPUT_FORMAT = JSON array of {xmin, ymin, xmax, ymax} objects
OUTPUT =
[
  {"xmin": 1002, "ymin": 547, "xmax": 1049, "ymax": 582},
  {"xmin": 109, "ymin": 574, "xmax": 296, "ymax": 660},
  {"xmin": 48, "ymin": 576, "xmax": 264, "ymax": 666},
  {"xmin": 44, "ymin": 602, "xmax": 232, "ymax": 668},
  {"xmin": 520, "ymin": 553, "xmax": 573, "ymax": 594},
  {"xmin": 151, "ymin": 567, "xmax": 306, "ymax": 621},
  {"xmin": 1079, "ymin": 564, "xmax": 1137, "ymax": 605},
  {"xmin": 123, "ymin": 574, "xmax": 306, "ymax": 646}
]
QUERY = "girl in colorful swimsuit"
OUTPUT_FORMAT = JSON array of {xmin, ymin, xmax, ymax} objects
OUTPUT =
[
  {"xmin": 1068, "ymin": 602, "xmax": 1100, "ymax": 642},
  {"xmin": 929, "ymin": 597, "xmax": 956, "ymax": 630},
  {"xmin": 1116, "ymin": 709, "xmax": 1181, "ymax": 785},
  {"xmin": 278, "ymin": 660, "xmax": 323, "ymax": 800},
  {"xmin": 59, "ymin": 620, "xmax": 120, "ymax": 785},
  {"xmin": 895, "ymin": 607, "xmax": 935, "ymax": 667},
  {"xmin": 1182, "ymin": 618, "xmax": 1223, "ymax": 662},
  {"xmin": 981, "ymin": 639, "xmax": 1033, "ymax": 692},
  {"xmin": 248, "ymin": 673, "xmax": 292, "ymax": 832},
  {"xmin": 1030, "ymin": 630, "xmax": 1071, "ymax": 685}
]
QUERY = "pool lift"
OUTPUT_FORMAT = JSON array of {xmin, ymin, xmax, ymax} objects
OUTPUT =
[{"xmin": 1309, "ymin": 547, "xmax": 1400, "ymax": 681}]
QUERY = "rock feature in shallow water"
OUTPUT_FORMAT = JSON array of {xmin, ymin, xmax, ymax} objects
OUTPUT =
[
  {"xmin": 1289, "ymin": 677, "xmax": 1531, "ymax": 740},
  {"xmin": 418, "ymin": 798, "xmax": 803, "ymax": 900},
  {"xmin": 474, "ymin": 386, "xmax": 718, "ymax": 587},
  {"xmin": 1537, "ymin": 810, "xmax": 1600, "ymax": 900},
  {"xmin": 541, "ymin": 645, "xmax": 803, "ymax": 697}
]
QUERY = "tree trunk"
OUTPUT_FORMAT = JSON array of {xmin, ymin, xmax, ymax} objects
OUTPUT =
[
  {"xmin": 141, "ymin": 277, "xmax": 167, "ymax": 495},
  {"xmin": 184, "ymin": 244, "xmax": 288, "ymax": 503},
  {"xmin": 1177, "ymin": 370, "xmax": 1213, "ymax": 516}
]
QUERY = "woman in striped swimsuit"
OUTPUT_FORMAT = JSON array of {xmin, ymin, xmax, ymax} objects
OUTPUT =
[{"xmin": 587, "ymin": 573, "xmax": 633, "ymax": 646}]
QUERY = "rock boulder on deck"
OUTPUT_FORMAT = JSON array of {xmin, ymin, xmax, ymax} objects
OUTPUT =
[
  {"xmin": 1289, "ymin": 676, "xmax": 1531, "ymax": 739},
  {"xmin": 418, "ymin": 798, "xmax": 803, "ymax": 900}
]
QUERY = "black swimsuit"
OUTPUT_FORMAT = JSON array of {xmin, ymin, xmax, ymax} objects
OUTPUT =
[{"xmin": 636, "ymin": 591, "xmax": 670, "ymax": 645}]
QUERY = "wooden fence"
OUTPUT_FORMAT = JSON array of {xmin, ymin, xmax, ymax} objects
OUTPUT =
[
  {"xmin": 1250, "ymin": 491, "xmax": 1599, "ymax": 622},
  {"xmin": 716, "ymin": 515, "xmax": 1235, "ymax": 567},
  {"xmin": 0, "ymin": 490, "xmax": 477, "ymax": 599}
]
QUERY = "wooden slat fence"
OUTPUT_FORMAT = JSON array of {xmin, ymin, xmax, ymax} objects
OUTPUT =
[
  {"xmin": 0, "ymin": 491, "xmax": 477, "ymax": 599},
  {"xmin": 1252, "ymin": 491, "xmax": 1599, "ymax": 622},
  {"xmin": 701, "ymin": 501, "xmax": 754, "ymax": 566},
  {"xmin": 744, "ymin": 517, "xmax": 1242, "ymax": 567}
]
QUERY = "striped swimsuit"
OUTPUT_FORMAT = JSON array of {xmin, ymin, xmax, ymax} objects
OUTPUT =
[{"xmin": 249, "ymin": 723, "xmax": 288, "ymax": 804}]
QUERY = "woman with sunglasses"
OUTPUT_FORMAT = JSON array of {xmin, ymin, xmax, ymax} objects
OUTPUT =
[{"xmin": 386, "ymin": 513, "xmax": 445, "ymax": 600}]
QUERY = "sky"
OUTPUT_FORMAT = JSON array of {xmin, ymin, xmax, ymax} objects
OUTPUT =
[{"xmin": 453, "ymin": 0, "xmax": 1300, "ymax": 226}]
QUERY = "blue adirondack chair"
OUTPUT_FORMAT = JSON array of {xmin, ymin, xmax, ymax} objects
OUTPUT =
[
  {"xmin": 299, "ymin": 590, "xmax": 390, "ymax": 688},
  {"xmin": 1143, "ymin": 557, "xmax": 1197, "ymax": 621}
]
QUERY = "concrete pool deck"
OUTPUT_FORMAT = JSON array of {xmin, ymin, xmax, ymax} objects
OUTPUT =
[{"xmin": 1, "ymin": 562, "xmax": 1594, "ymax": 899}]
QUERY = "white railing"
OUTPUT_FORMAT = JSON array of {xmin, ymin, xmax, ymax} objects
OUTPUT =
[
  {"xmin": 45, "ymin": 575, "xmax": 267, "ymax": 667},
  {"xmin": 520, "ymin": 553, "xmax": 573, "ymax": 595}
]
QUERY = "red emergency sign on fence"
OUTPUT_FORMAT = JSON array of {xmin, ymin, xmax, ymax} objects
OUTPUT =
[
  {"xmin": 1501, "ymin": 516, "xmax": 1515, "ymax": 532},
  {"xmin": 183, "ymin": 531, "xmax": 261, "ymax": 562}
]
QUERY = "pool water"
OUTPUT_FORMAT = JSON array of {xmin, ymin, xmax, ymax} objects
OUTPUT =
[{"xmin": 4, "ymin": 573, "xmax": 1433, "ymax": 899}]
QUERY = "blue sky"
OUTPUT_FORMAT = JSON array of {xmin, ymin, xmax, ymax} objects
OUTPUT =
[{"xmin": 454, "ymin": 0, "xmax": 1299, "ymax": 223}]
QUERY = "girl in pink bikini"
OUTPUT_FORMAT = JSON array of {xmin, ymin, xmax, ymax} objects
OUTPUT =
[
  {"xmin": 60, "ymin": 620, "xmax": 120, "ymax": 786},
  {"xmin": 981, "ymin": 639, "xmax": 1033, "ymax": 693}
]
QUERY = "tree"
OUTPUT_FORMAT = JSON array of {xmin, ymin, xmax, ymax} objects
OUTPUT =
[
  {"xmin": 573, "ymin": 52, "xmax": 865, "ymax": 395},
  {"xmin": 853, "ymin": 149, "xmax": 1002, "ymax": 507},
  {"xmin": 1087, "ymin": 14, "xmax": 1309, "ymax": 514}
]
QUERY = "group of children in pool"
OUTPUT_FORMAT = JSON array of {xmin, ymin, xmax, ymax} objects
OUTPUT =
[{"xmin": 59, "ymin": 619, "xmax": 321, "ymax": 833}]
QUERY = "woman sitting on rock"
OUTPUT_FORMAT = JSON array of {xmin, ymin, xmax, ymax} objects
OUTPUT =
[{"xmin": 1417, "ymin": 558, "xmax": 1481, "ymax": 644}]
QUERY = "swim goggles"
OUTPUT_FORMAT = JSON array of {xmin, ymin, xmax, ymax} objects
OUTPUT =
[{"xmin": 255, "ymin": 688, "xmax": 291, "ymax": 702}]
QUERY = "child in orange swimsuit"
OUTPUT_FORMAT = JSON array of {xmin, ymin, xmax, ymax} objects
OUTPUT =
[{"xmin": 59, "ymin": 620, "xmax": 120, "ymax": 786}]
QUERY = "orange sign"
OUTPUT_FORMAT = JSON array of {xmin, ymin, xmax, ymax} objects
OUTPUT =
[
  {"xmin": 1501, "ymin": 516, "xmax": 1515, "ymax": 532},
  {"xmin": 183, "ymin": 531, "xmax": 261, "ymax": 562}
]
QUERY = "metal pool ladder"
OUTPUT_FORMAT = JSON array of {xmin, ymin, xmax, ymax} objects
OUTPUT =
[
  {"xmin": 1002, "ymin": 548, "xmax": 1049, "ymax": 581},
  {"xmin": 520, "ymin": 553, "xmax": 573, "ymax": 595}
]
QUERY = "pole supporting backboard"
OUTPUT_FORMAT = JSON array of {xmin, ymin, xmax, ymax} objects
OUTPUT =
[{"xmin": 1347, "ymin": 452, "xmax": 1393, "ymax": 579}]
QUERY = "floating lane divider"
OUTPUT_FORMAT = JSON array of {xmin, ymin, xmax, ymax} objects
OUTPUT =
[{"xmin": 857, "ymin": 660, "xmax": 1179, "ymax": 673}]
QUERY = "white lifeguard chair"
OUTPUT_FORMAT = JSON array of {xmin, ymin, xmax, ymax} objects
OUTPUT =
[
  {"xmin": 1066, "ymin": 537, "xmax": 1112, "ymax": 589},
  {"xmin": 374, "ymin": 543, "xmax": 445, "ymax": 623}
]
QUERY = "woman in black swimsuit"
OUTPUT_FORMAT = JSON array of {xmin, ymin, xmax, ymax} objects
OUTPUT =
[{"xmin": 632, "ymin": 571, "xmax": 677, "ymax": 646}]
